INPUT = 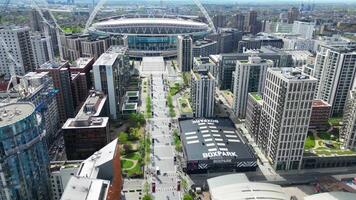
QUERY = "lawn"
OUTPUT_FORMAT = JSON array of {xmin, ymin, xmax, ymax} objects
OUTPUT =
[
  {"xmin": 304, "ymin": 135, "xmax": 315, "ymax": 149},
  {"xmin": 121, "ymin": 159, "xmax": 134, "ymax": 169},
  {"xmin": 169, "ymin": 82, "xmax": 181, "ymax": 96},
  {"xmin": 178, "ymin": 98, "xmax": 192, "ymax": 113},
  {"xmin": 123, "ymin": 152, "xmax": 140, "ymax": 160},
  {"xmin": 328, "ymin": 117, "xmax": 343, "ymax": 126}
]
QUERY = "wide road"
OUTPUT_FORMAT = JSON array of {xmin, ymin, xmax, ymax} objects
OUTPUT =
[{"xmin": 147, "ymin": 73, "xmax": 182, "ymax": 200}]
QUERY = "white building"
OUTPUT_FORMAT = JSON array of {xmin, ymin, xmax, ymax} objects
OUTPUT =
[
  {"xmin": 258, "ymin": 68, "xmax": 317, "ymax": 170},
  {"xmin": 292, "ymin": 21, "xmax": 315, "ymax": 39},
  {"xmin": 31, "ymin": 34, "xmax": 54, "ymax": 68},
  {"xmin": 50, "ymin": 161, "xmax": 81, "ymax": 200},
  {"xmin": 191, "ymin": 69, "xmax": 216, "ymax": 118},
  {"xmin": 207, "ymin": 174, "xmax": 290, "ymax": 200},
  {"xmin": 93, "ymin": 46, "xmax": 129, "ymax": 119},
  {"xmin": 60, "ymin": 139, "xmax": 121, "ymax": 200},
  {"xmin": 340, "ymin": 90, "xmax": 356, "ymax": 150},
  {"xmin": 314, "ymin": 45, "xmax": 356, "ymax": 116},
  {"xmin": 232, "ymin": 56, "xmax": 273, "ymax": 118},
  {"xmin": 193, "ymin": 57, "xmax": 218, "ymax": 79},
  {"xmin": 177, "ymin": 35, "xmax": 193, "ymax": 72},
  {"xmin": 286, "ymin": 50, "xmax": 314, "ymax": 67},
  {"xmin": 0, "ymin": 26, "xmax": 36, "ymax": 77}
]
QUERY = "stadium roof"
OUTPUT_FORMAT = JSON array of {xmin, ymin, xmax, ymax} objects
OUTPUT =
[
  {"xmin": 207, "ymin": 174, "xmax": 290, "ymax": 200},
  {"xmin": 179, "ymin": 118, "xmax": 255, "ymax": 161},
  {"xmin": 93, "ymin": 17, "xmax": 208, "ymax": 27}
]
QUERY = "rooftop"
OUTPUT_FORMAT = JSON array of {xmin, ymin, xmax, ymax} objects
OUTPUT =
[
  {"xmin": 94, "ymin": 46, "xmax": 127, "ymax": 67},
  {"xmin": 122, "ymin": 102, "xmax": 138, "ymax": 111},
  {"xmin": 93, "ymin": 17, "xmax": 208, "ymax": 28},
  {"xmin": 0, "ymin": 103, "xmax": 35, "ymax": 127},
  {"xmin": 305, "ymin": 192, "xmax": 356, "ymax": 200},
  {"xmin": 270, "ymin": 68, "xmax": 317, "ymax": 81},
  {"xmin": 208, "ymin": 174, "xmax": 290, "ymax": 200},
  {"xmin": 72, "ymin": 57, "xmax": 94, "ymax": 69},
  {"xmin": 312, "ymin": 99, "xmax": 331, "ymax": 108},
  {"xmin": 60, "ymin": 176, "xmax": 110, "ymax": 200},
  {"xmin": 249, "ymin": 92, "xmax": 263, "ymax": 101},
  {"xmin": 77, "ymin": 139, "xmax": 118, "ymax": 179},
  {"xmin": 39, "ymin": 60, "xmax": 68, "ymax": 69},
  {"xmin": 179, "ymin": 118, "xmax": 256, "ymax": 161}
]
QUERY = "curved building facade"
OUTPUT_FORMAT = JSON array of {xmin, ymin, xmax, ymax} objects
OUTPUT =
[
  {"xmin": 0, "ymin": 103, "xmax": 50, "ymax": 200},
  {"xmin": 90, "ymin": 17, "xmax": 211, "ymax": 57}
]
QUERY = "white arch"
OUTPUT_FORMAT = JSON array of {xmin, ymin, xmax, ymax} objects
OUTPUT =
[{"xmin": 84, "ymin": 0, "xmax": 216, "ymax": 34}]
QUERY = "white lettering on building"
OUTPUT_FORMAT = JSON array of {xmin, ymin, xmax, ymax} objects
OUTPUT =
[{"xmin": 202, "ymin": 151, "xmax": 237, "ymax": 158}]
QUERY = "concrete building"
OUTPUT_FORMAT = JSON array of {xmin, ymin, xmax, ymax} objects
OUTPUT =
[
  {"xmin": 212, "ymin": 47, "xmax": 291, "ymax": 90},
  {"xmin": 0, "ymin": 103, "xmax": 50, "ymax": 200},
  {"xmin": 309, "ymin": 99, "xmax": 332, "ymax": 130},
  {"xmin": 245, "ymin": 93, "xmax": 263, "ymax": 143},
  {"xmin": 246, "ymin": 10, "xmax": 260, "ymax": 34},
  {"xmin": 37, "ymin": 61, "xmax": 75, "ymax": 123},
  {"xmin": 287, "ymin": 7, "xmax": 299, "ymax": 24},
  {"xmin": 232, "ymin": 56, "xmax": 273, "ymax": 118},
  {"xmin": 340, "ymin": 90, "xmax": 356, "ymax": 150},
  {"xmin": 206, "ymin": 28, "xmax": 242, "ymax": 53},
  {"xmin": 193, "ymin": 39, "xmax": 218, "ymax": 58},
  {"xmin": 71, "ymin": 72, "xmax": 88, "ymax": 111},
  {"xmin": 238, "ymin": 34, "xmax": 284, "ymax": 53},
  {"xmin": 81, "ymin": 36, "xmax": 111, "ymax": 60},
  {"xmin": 231, "ymin": 13, "xmax": 245, "ymax": 31},
  {"xmin": 212, "ymin": 14, "xmax": 227, "ymax": 28},
  {"xmin": 0, "ymin": 26, "xmax": 36, "ymax": 77},
  {"xmin": 193, "ymin": 57, "xmax": 218, "ymax": 79},
  {"xmin": 93, "ymin": 46, "xmax": 129, "ymax": 119},
  {"xmin": 191, "ymin": 69, "xmax": 216, "ymax": 118},
  {"xmin": 62, "ymin": 90, "xmax": 109, "ymax": 160},
  {"xmin": 50, "ymin": 161, "xmax": 82, "ymax": 200},
  {"xmin": 208, "ymin": 174, "xmax": 290, "ymax": 200},
  {"xmin": 292, "ymin": 21, "xmax": 315, "ymax": 39},
  {"xmin": 0, "ymin": 72, "xmax": 60, "ymax": 146},
  {"xmin": 177, "ymin": 35, "xmax": 193, "ymax": 72},
  {"xmin": 258, "ymin": 68, "xmax": 317, "ymax": 170},
  {"xmin": 61, "ymin": 139, "xmax": 122, "ymax": 200},
  {"xmin": 31, "ymin": 33, "xmax": 54, "ymax": 68},
  {"xmin": 70, "ymin": 57, "xmax": 95, "ymax": 90},
  {"xmin": 286, "ymin": 50, "xmax": 314, "ymax": 67},
  {"xmin": 314, "ymin": 45, "xmax": 356, "ymax": 116}
]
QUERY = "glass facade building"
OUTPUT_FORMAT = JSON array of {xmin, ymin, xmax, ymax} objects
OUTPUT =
[{"xmin": 0, "ymin": 103, "xmax": 50, "ymax": 200}]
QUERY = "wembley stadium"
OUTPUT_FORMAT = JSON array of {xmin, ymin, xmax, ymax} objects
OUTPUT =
[{"xmin": 89, "ymin": 16, "xmax": 211, "ymax": 57}]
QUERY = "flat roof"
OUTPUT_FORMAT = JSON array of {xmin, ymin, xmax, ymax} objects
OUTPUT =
[
  {"xmin": 93, "ymin": 17, "xmax": 208, "ymax": 27},
  {"xmin": 304, "ymin": 192, "xmax": 356, "ymax": 200},
  {"xmin": 179, "ymin": 118, "xmax": 255, "ymax": 161},
  {"xmin": 72, "ymin": 57, "xmax": 94, "ymax": 69},
  {"xmin": 312, "ymin": 99, "xmax": 331, "ymax": 107},
  {"xmin": 0, "ymin": 103, "xmax": 35, "ymax": 127},
  {"xmin": 249, "ymin": 92, "xmax": 263, "ymax": 101},
  {"xmin": 77, "ymin": 139, "xmax": 117, "ymax": 179},
  {"xmin": 270, "ymin": 68, "xmax": 317, "ymax": 82},
  {"xmin": 208, "ymin": 174, "xmax": 290, "ymax": 200},
  {"xmin": 60, "ymin": 176, "xmax": 109, "ymax": 200}
]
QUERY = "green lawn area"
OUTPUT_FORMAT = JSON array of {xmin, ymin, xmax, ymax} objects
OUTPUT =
[
  {"xmin": 169, "ymin": 82, "xmax": 181, "ymax": 96},
  {"xmin": 304, "ymin": 135, "xmax": 315, "ymax": 149},
  {"xmin": 328, "ymin": 117, "xmax": 343, "ymax": 126},
  {"xmin": 178, "ymin": 98, "xmax": 192, "ymax": 113},
  {"xmin": 250, "ymin": 92, "xmax": 262, "ymax": 101},
  {"xmin": 121, "ymin": 159, "xmax": 134, "ymax": 169},
  {"xmin": 63, "ymin": 25, "xmax": 83, "ymax": 33},
  {"xmin": 123, "ymin": 152, "xmax": 140, "ymax": 160}
]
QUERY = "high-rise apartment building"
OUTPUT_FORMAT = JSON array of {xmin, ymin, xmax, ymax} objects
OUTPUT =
[
  {"xmin": 232, "ymin": 13, "xmax": 245, "ymax": 31},
  {"xmin": 0, "ymin": 26, "xmax": 36, "ymax": 77},
  {"xmin": 206, "ymin": 28, "xmax": 242, "ymax": 53},
  {"xmin": 314, "ymin": 45, "xmax": 356, "ymax": 116},
  {"xmin": 340, "ymin": 90, "xmax": 356, "ymax": 150},
  {"xmin": 212, "ymin": 14, "xmax": 227, "ymax": 28},
  {"xmin": 246, "ymin": 10, "xmax": 260, "ymax": 34},
  {"xmin": 0, "ymin": 103, "xmax": 50, "ymax": 200},
  {"xmin": 292, "ymin": 21, "xmax": 315, "ymax": 39},
  {"xmin": 191, "ymin": 69, "xmax": 216, "ymax": 118},
  {"xmin": 62, "ymin": 90, "xmax": 109, "ymax": 160},
  {"xmin": 232, "ymin": 56, "xmax": 273, "ymax": 118},
  {"xmin": 258, "ymin": 68, "xmax": 317, "ymax": 170},
  {"xmin": 31, "ymin": 33, "xmax": 54, "ymax": 68},
  {"xmin": 37, "ymin": 61, "xmax": 75, "ymax": 123},
  {"xmin": 93, "ymin": 46, "xmax": 129, "ymax": 119},
  {"xmin": 177, "ymin": 35, "xmax": 193, "ymax": 72},
  {"xmin": 81, "ymin": 36, "xmax": 111, "ymax": 60},
  {"xmin": 245, "ymin": 92, "xmax": 263, "ymax": 143},
  {"xmin": 287, "ymin": 7, "xmax": 299, "ymax": 24},
  {"xmin": 192, "ymin": 39, "xmax": 218, "ymax": 57}
]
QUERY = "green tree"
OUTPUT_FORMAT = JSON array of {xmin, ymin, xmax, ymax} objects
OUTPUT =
[
  {"xmin": 129, "ymin": 113, "xmax": 145, "ymax": 127},
  {"xmin": 142, "ymin": 194, "xmax": 153, "ymax": 200},
  {"xmin": 129, "ymin": 127, "xmax": 140, "ymax": 141},
  {"xmin": 118, "ymin": 132, "xmax": 129, "ymax": 143},
  {"xmin": 183, "ymin": 194, "xmax": 193, "ymax": 200}
]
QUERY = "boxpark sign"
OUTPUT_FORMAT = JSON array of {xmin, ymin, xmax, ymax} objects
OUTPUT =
[{"xmin": 202, "ymin": 151, "xmax": 237, "ymax": 159}]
